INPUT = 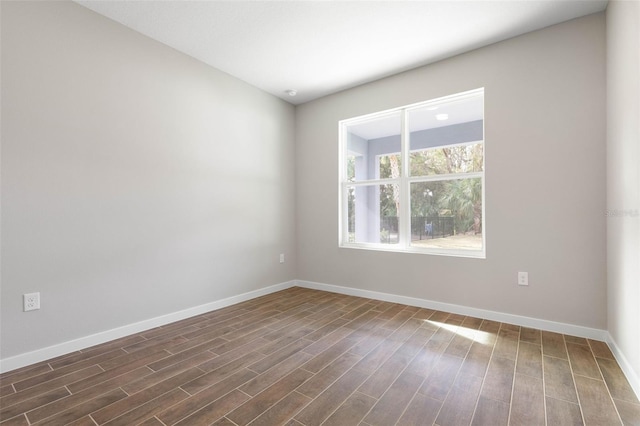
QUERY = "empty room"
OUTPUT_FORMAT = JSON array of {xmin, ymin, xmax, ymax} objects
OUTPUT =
[{"xmin": 1, "ymin": 0, "xmax": 639, "ymax": 425}]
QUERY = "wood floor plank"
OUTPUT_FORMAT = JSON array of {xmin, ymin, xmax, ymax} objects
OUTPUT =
[
  {"xmin": 446, "ymin": 313, "xmax": 466, "ymax": 325},
  {"xmin": 516, "ymin": 341, "xmax": 543, "ymax": 379},
  {"xmin": 247, "ymin": 391, "xmax": 311, "ymax": 426},
  {"xmin": 23, "ymin": 383, "xmax": 105, "ymax": 424},
  {"xmin": 444, "ymin": 333, "xmax": 474, "ymax": 359},
  {"xmin": 375, "ymin": 304, "xmax": 406, "ymax": 322},
  {"xmin": 1, "ymin": 365, "xmax": 102, "ymax": 408},
  {"xmin": 596, "ymin": 357, "xmax": 640, "ymax": 403},
  {"xmin": 136, "ymin": 417, "xmax": 164, "ymax": 426},
  {"xmin": 157, "ymin": 369, "xmax": 256, "ymax": 425},
  {"xmin": 0, "ymin": 388, "xmax": 70, "ymax": 423},
  {"xmin": 296, "ymin": 352, "xmax": 361, "ymax": 399},
  {"xmin": 121, "ymin": 335, "xmax": 189, "ymax": 355},
  {"xmin": 545, "ymin": 396, "xmax": 584, "ymax": 425},
  {"xmin": 1, "ymin": 364, "xmax": 53, "ymax": 385},
  {"xmin": 259, "ymin": 328, "xmax": 313, "ymax": 355},
  {"xmin": 479, "ymin": 356, "xmax": 515, "ymax": 404},
  {"xmin": 403, "ymin": 338, "xmax": 443, "ymax": 379},
  {"xmin": 166, "ymin": 328, "xmax": 235, "ymax": 355},
  {"xmin": 566, "ymin": 342, "xmax": 601, "ymax": 379},
  {"xmin": 363, "ymin": 369, "xmax": 424, "ymax": 426},
  {"xmin": 461, "ymin": 316, "xmax": 484, "ymax": 329},
  {"xmin": 0, "ymin": 385, "xmax": 15, "ymax": 398},
  {"xmin": 249, "ymin": 338, "xmax": 314, "ymax": 374},
  {"xmin": 520, "ymin": 327, "xmax": 542, "ymax": 345},
  {"xmin": 180, "ymin": 351, "xmax": 263, "ymax": 395},
  {"xmin": 358, "ymin": 328, "xmax": 430, "ymax": 399},
  {"xmin": 322, "ymin": 391, "xmax": 376, "ymax": 426},
  {"xmin": 510, "ymin": 373, "xmax": 545, "ymax": 426},
  {"xmin": 35, "ymin": 388, "xmax": 128, "ymax": 426},
  {"xmin": 102, "ymin": 388, "xmax": 190, "ymax": 426},
  {"xmin": 418, "ymin": 353, "xmax": 464, "ymax": 401},
  {"xmin": 588, "ymin": 339, "xmax": 615, "ymax": 359},
  {"xmin": 98, "ymin": 344, "xmax": 175, "ymax": 371},
  {"xmin": 301, "ymin": 327, "xmax": 353, "ymax": 356},
  {"xmin": 614, "ymin": 399, "xmax": 640, "ymax": 426},
  {"xmin": 544, "ymin": 355, "xmax": 579, "ymax": 403},
  {"xmin": 493, "ymin": 327, "xmax": 519, "ymax": 361},
  {"xmin": 501, "ymin": 323, "xmax": 520, "ymax": 332},
  {"xmin": 67, "ymin": 353, "xmax": 164, "ymax": 393},
  {"xmin": 226, "ymin": 368, "xmax": 313, "ymax": 425},
  {"xmin": 542, "ymin": 331, "xmax": 568, "ymax": 359},
  {"xmin": 122, "ymin": 351, "xmax": 214, "ymax": 395},
  {"xmin": 11, "ymin": 350, "xmax": 122, "ymax": 393},
  {"xmin": 396, "ymin": 393, "xmax": 443, "ymax": 426},
  {"xmin": 51, "ymin": 342, "xmax": 135, "ymax": 370},
  {"xmin": 471, "ymin": 396, "xmax": 510, "ymax": 426},
  {"xmin": 294, "ymin": 368, "xmax": 368, "ymax": 426},
  {"xmin": 574, "ymin": 375, "xmax": 623, "ymax": 425},
  {"xmin": 428, "ymin": 310, "xmax": 450, "ymax": 323},
  {"xmin": 241, "ymin": 351, "xmax": 314, "ymax": 397},
  {"xmin": 300, "ymin": 333, "xmax": 364, "ymax": 374},
  {"xmin": 199, "ymin": 335, "xmax": 267, "ymax": 367},
  {"xmin": 89, "ymin": 368, "xmax": 203, "ymax": 424},
  {"xmin": 0, "ymin": 414, "xmax": 29, "ymax": 426},
  {"xmin": 66, "ymin": 415, "xmax": 100, "ymax": 426},
  {"xmin": 434, "ymin": 373, "xmax": 483, "ymax": 426},
  {"xmin": 459, "ymin": 342, "xmax": 492, "ymax": 379},
  {"xmin": 565, "ymin": 335, "xmax": 589, "ymax": 346},
  {"xmin": 348, "ymin": 327, "xmax": 392, "ymax": 357},
  {"xmin": 147, "ymin": 339, "xmax": 225, "ymax": 371},
  {"xmin": 386, "ymin": 315, "xmax": 425, "ymax": 341},
  {"xmin": 208, "ymin": 330, "xmax": 273, "ymax": 356},
  {"xmin": 422, "ymin": 326, "xmax": 456, "ymax": 352},
  {"xmin": 173, "ymin": 389, "xmax": 250, "ymax": 426},
  {"xmin": 352, "ymin": 338, "xmax": 404, "ymax": 376}
]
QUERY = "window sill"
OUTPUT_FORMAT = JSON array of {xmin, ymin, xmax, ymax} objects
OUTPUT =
[{"xmin": 339, "ymin": 242, "xmax": 486, "ymax": 259}]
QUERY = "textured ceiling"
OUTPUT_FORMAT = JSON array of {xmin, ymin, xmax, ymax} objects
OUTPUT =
[{"xmin": 75, "ymin": 0, "xmax": 607, "ymax": 105}]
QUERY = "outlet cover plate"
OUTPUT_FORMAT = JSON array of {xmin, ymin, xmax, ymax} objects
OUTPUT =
[
  {"xmin": 518, "ymin": 272, "xmax": 529, "ymax": 286},
  {"xmin": 24, "ymin": 292, "xmax": 40, "ymax": 311}
]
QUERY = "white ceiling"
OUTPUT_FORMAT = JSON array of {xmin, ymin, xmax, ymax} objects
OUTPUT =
[{"xmin": 75, "ymin": 0, "xmax": 607, "ymax": 105}]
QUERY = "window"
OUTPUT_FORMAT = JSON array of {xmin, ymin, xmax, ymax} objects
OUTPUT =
[{"xmin": 339, "ymin": 88, "xmax": 485, "ymax": 257}]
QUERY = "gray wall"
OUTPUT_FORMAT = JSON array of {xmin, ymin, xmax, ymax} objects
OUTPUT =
[
  {"xmin": 607, "ymin": 0, "xmax": 640, "ymax": 390},
  {"xmin": 296, "ymin": 13, "xmax": 606, "ymax": 328},
  {"xmin": 1, "ymin": 1, "xmax": 296, "ymax": 359}
]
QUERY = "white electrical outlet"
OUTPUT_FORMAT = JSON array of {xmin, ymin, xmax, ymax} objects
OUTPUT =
[
  {"xmin": 23, "ymin": 292, "xmax": 40, "ymax": 311},
  {"xmin": 518, "ymin": 272, "xmax": 529, "ymax": 286},
  {"xmin": 279, "ymin": 253, "xmax": 285, "ymax": 264}
]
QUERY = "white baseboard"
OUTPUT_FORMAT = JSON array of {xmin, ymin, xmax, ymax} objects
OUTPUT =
[
  {"xmin": 296, "ymin": 280, "xmax": 608, "ymax": 340},
  {"xmin": 606, "ymin": 333, "xmax": 640, "ymax": 400},
  {"xmin": 0, "ymin": 281, "xmax": 297, "ymax": 373}
]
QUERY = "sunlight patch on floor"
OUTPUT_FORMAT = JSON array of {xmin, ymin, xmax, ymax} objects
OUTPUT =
[{"xmin": 426, "ymin": 320, "xmax": 492, "ymax": 345}]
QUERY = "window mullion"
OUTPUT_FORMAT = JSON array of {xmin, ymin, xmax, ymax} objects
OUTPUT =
[{"xmin": 399, "ymin": 109, "xmax": 411, "ymax": 248}]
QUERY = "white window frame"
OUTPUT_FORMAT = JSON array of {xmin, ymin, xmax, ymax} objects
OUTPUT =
[{"xmin": 338, "ymin": 88, "xmax": 485, "ymax": 258}]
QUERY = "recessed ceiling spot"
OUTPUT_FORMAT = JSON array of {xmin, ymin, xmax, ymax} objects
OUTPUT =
[
  {"xmin": 286, "ymin": 89, "xmax": 297, "ymax": 97},
  {"xmin": 435, "ymin": 113, "xmax": 449, "ymax": 121}
]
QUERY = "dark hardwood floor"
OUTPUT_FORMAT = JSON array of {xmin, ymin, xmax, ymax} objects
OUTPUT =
[{"xmin": 1, "ymin": 287, "xmax": 639, "ymax": 425}]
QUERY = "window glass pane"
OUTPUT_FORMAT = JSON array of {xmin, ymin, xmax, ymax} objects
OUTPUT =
[
  {"xmin": 378, "ymin": 154, "xmax": 401, "ymax": 179},
  {"xmin": 408, "ymin": 94, "xmax": 484, "ymax": 177},
  {"xmin": 410, "ymin": 178, "xmax": 482, "ymax": 250},
  {"xmin": 347, "ymin": 184, "xmax": 400, "ymax": 245},
  {"xmin": 345, "ymin": 112, "xmax": 401, "ymax": 182},
  {"xmin": 410, "ymin": 143, "xmax": 483, "ymax": 176}
]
